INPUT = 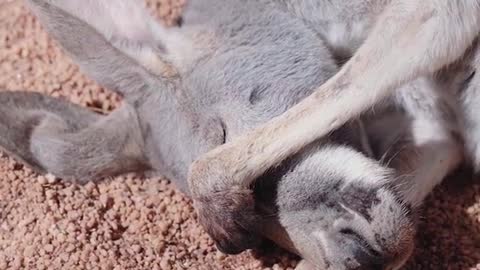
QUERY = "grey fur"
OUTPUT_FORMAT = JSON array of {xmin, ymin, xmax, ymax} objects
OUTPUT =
[{"xmin": 1, "ymin": 0, "xmax": 479, "ymax": 269}]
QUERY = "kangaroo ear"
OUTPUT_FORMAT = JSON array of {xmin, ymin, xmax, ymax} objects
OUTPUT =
[
  {"xmin": 25, "ymin": 0, "xmax": 192, "ymax": 98},
  {"xmin": 0, "ymin": 91, "xmax": 98, "ymax": 173},
  {"xmin": 0, "ymin": 91, "xmax": 149, "ymax": 182}
]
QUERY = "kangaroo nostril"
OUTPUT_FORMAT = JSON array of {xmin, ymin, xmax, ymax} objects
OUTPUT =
[
  {"xmin": 215, "ymin": 239, "xmax": 244, "ymax": 255},
  {"xmin": 351, "ymin": 248, "xmax": 385, "ymax": 270},
  {"xmin": 340, "ymin": 228, "xmax": 381, "ymax": 258},
  {"xmin": 340, "ymin": 228, "xmax": 386, "ymax": 270}
]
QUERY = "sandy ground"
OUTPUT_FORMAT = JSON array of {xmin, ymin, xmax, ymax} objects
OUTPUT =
[{"xmin": 0, "ymin": 0, "xmax": 480, "ymax": 269}]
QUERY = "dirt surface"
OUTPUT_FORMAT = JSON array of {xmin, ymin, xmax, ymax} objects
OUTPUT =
[{"xmin": 1, "ymin": 0, "xmax": 480, "ymax": 269}]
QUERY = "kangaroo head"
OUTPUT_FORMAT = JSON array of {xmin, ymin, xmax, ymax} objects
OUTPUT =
[{"xmin": 15, "ymin": 0, "xmax": 416, "ymax": 269}]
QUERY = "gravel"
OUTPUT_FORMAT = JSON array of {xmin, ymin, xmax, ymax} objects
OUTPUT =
[{"xmin": 0, "ymin": 0, "xmax": 479, "ymax": 269}]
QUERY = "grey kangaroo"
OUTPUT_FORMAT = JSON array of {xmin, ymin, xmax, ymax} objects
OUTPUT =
[{"xmin": 0, "ymin": 0, "xmax": 476, "ymax": 269}]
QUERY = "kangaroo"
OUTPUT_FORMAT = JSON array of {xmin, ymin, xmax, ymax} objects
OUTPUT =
[
  {"xmin": 185, "ymin": 1, "xmax": 480, "ymax": 268},
  {"xmin": 0, "ymin": 0, "xmax": 475, "ymax": 269}
]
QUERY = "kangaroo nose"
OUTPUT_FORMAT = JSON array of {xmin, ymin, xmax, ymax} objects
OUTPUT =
[
  {"xmin": 350, "ymin": 245, "xmax": 386, "ymax": 270},
  {"xmin": 340, "ymin": 229, "xmax": 387, "ymax": 270}
]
